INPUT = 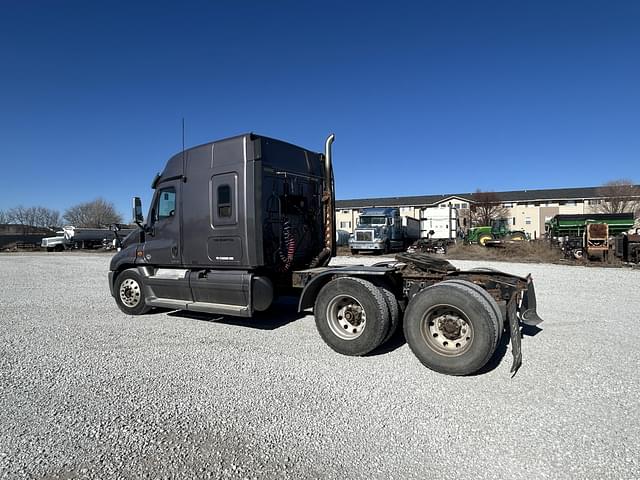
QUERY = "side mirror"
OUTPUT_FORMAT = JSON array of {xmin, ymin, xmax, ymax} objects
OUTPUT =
[{"xmin": 133, "ymin": 197, "xmax": 144, "ymax": 225}]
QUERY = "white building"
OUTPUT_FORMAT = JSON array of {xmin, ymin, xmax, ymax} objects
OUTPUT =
[{"xmin": 335, "ymin": 186, "xmax": 640, "ymax": 240}]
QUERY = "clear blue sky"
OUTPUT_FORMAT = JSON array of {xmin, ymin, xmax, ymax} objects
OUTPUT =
[{"xmin": 1, "ymin": 0, "xmax": 638, "ymax": 220}]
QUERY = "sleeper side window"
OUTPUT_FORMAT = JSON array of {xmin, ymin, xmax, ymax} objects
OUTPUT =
[
  {"xmin": 211, "ymin": 172, "xmax": 238, "ymax": 226},
  {"xmin": 218, "ymin": 185, "xmax": 232, "ymax": 217},
  {"xmin": 155, "ymin": 187, "xmax": 176, "ymax": 221}
]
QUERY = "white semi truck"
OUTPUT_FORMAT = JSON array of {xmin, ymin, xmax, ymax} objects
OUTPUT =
[{"xmin": 41, "ymin": 226, "xmax": 133, "ymax": 251}]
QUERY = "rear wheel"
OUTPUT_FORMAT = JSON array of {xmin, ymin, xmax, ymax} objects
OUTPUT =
[
  {"xmin": 114, "ymin": 270, "xmax": 152, "ymax": 315},
  {"xmin": 314, "ymin": 277, "xmax": 390, "ymax": 356},
  {"xmin": 378, "ymin": 286, "xmax": 401, "ymax": 344},
  {"xmin": 509, "ymin": 232, "xmax": 526, "ymax": 241},
  {"xmin": 441, "ymin": 279, "xmax": 503, "ymax": 344},
  {"xmin": 403, "ymin": 283, "xmax": 498, "ymax": 375}
]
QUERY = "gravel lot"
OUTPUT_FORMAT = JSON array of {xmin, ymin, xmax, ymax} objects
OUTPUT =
[{"xmin": 1, "ymin": 253, "xmax": 638, "ymax": 479}]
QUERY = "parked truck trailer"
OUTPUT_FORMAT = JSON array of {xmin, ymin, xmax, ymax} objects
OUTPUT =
[
  {"xmin": 107, "ymin": 133, "xmax": 542, "ymax": 376},
  {"xmin": 420, "ymin": 206, "xmax": 458, "ymax": 240}
]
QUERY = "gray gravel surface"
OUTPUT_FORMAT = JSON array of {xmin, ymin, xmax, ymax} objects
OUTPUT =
[{"xmin": 1, "ymin": 253, "xmax": 638, "ymax": 479}]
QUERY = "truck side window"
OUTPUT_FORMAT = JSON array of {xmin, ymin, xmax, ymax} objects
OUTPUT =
[
  {"xmin": 156, "ymin": 187, "xmax": 176, "ymax": 221},
  {"xmin": 218, "ymin": 185, "xmax": 232, "ymax": 217},
  {"xmin": 211, "ymin": 172, "xmax": 238, "ymax": 226}
]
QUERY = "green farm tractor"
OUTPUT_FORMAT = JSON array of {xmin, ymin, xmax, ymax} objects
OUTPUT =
[{"xmin": 467, "ymin": 218, "xmax": 527, "ymax": 246}]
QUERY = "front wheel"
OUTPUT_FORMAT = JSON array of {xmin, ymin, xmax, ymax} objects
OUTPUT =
[
  {"xmin": 114, "ymin": 270, "xmax": 152, "ymax": 315},
  {"xmin": 314, "ymin": 277, "xmax": 390, "ymax": 356},
  {"xmin": 478, "ymin": 233, "xmax": 493, "ymax": 246},
  {"xmin": 403, "ymin": 283, "xmax": 499, "ymax": 375}
]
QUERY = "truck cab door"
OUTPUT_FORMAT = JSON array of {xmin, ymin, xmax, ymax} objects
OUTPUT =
[
  {"xmin": 144, "ymin": 183, "xmax": 181, "ymax": 266},
  {"xmin": 391, "ymin": 215, "xmax": 401, "ymax": 241}
]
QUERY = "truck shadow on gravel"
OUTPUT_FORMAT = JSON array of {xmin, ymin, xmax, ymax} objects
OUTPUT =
[
  {"xmin": 162, "ymin": 301, "xmax": 541, "ymax": 374},
  {"xmin": 363, "ymin": 328, "xmax": 509, "ymax": 374},
  {"xmin": 368, "ymin": 324, "xmax": 542, "ymax": 375},
  {"xmin": 472, "ymin": 325, "xmax": 542, "ymax": 376},
  {"xmin": 165, "ymin": 297, "xmax": 305, "ymax": 330}
]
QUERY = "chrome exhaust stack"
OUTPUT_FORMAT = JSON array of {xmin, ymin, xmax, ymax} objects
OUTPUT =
[
  {"xmin": 320, "ymin": 134, "xmax": 336, "ymax": 264},
  {"xmin": 324, "ymin": 133, "xmax": 335, "ymax": 182}
]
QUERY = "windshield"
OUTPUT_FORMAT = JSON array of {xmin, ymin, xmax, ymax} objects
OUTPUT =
[{"xmin": 358, "ymin": 216, "xmax": 387, "ymax": 226}]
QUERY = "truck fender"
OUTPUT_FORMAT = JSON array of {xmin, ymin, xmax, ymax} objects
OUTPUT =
[
  {"xmin": 297, "ymin": 266, "xmax": 394, "ymax": 312},
  {"xmin": 109, "ymin": 265, "xmax": 154, "ymax": 297}
]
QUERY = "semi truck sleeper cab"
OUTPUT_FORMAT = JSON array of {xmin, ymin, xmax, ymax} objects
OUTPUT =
[{"xmin": 108, "ymin": 133, "xmax": 542, "ymax": 376}]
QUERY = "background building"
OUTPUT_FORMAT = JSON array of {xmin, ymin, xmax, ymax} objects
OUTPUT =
[{"xmin": 336, "ymin": 186, "xmax": 640, "ymax": 239}]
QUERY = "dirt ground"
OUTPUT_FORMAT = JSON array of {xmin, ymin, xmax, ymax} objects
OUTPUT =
[{"xmin": 338, "ymin": 240, "xmax": 628, "ymax": 267}]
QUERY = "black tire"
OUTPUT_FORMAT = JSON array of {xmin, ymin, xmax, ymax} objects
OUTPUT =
[
  {"xmin": 114, "ymin": 269, "xmax": 152, "ymax": 315},
  {"xmin": 46, "ymin": 247, "xmax": 53, "ymax": 252},
  {"xmin": 314, "ymin": 277, "xmax": 390, "ymax": 356},
  {"xmin": 54, "ymin": 244, "xmax": 64, "ymax": 252},
  {"xmin": 351, "ymin": 249, "xmax": 359, "ymax": 255},
  {"xmin": 378, "ymin": 286, "xmax": 401, "ymax": 345},
  {"xmin": 441, "ymin": 279, "xmax": 503, "ymax": 344},
  {"xmin": 403, "ymin": 283, "xmax": 498, "ymax": 375}
]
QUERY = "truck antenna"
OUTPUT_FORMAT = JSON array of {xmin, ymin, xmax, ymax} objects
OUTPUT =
[
  {"xmin": 181, "ymin": 117, "xmax": 187, "ymax": 178},
  {"xmin": 182, "ymin": 117, "xmax": 185, "ymax": 161}
]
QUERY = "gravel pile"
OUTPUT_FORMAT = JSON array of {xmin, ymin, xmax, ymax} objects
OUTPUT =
[{"xmin": 1, "ymin": 253, "xmax": 638, "ymax": 479}]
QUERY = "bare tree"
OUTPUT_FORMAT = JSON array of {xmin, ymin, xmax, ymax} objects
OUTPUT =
[
  {"xmin": 4, "ymin": 206, "xmax": 60, "ymax": 233},
  {"xmin": 596, "ymin": 179, "xmax": 640, "ymax": 214},
  {"xmin": 34, "ymin": 207, "xmax": 61, "ymax": 229},
  {"xmin": 0, "ymin": 209, "xmax": 11, "ymax": 224},
  {"xmin": 8, "ymin": 206, "xmax": 33, "ymax": 234},
  {"xmin": 470, "ymin": 190, "xmax": 509, "ymax": 226},
  {"xmin": 64, "ymin": 198, "xmax": 123, "ymax": 228}
]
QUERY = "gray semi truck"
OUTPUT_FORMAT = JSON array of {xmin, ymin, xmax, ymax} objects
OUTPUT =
[
  {"xmin": 107, "ymin": 133, "xmax": 542, "ymax": 376},
  {"xmin": 348, "ymin": 207, "xmax": 420, "ymax": 254}
]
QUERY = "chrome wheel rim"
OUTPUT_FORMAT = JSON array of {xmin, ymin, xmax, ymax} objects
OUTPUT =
[
  {"xmin": 119, "ymin": 278, "xmax": 141, "ymax": 308},
  {"xmin": 326, "ymin": 294, "xmax": 366, "ymax": 340},
  {"xmin": 420, "ymin": 304, "xmax": 473, "ymax": 356}
]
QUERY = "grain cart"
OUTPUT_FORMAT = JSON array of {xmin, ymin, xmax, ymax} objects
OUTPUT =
[
  {"xmin": 546, "ymin": 213, "xmax": 635, "ymax": 259},
  {"xmin": 107, "ymin": 133, "xmax": 542, "ymax": 376}
]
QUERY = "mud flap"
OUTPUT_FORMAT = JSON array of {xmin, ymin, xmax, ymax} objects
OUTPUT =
[
  {"xmin": 521, "ymin": 275, "xmax": 543, "ymax": 326},
  {"xmin": 507, "ymin": 294, "xmax": 522, "ymax": 376}
]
